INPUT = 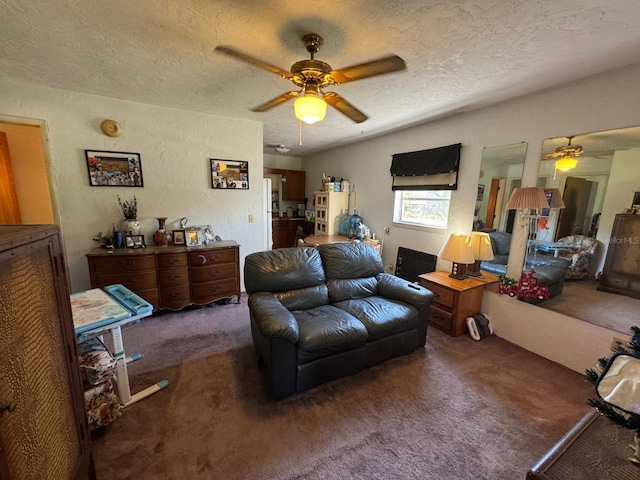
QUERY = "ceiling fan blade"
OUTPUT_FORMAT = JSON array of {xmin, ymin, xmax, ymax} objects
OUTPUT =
[
  {"xmin": 330, "ymin": 55, "xmax": 406, "ymax": 84},
  {"xmin": 215, "ymin": 45, "xmax": 293, "ymax": 80},
  {"xmin": 323, "ymin": 92, "xmax": 368, "ymax": 123},
  {"xmin": 251, "ymin": 91, "xmax": 300, "ymax": 112}
]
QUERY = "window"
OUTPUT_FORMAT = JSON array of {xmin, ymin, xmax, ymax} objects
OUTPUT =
[{"xmin": 393, "ymin": 190, "xmax": 451, "ymax": 229}]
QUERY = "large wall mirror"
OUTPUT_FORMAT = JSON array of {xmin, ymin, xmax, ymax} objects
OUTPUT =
[{"xmin": 531, "ymin": 126, "xmax": 640, "ymax": 334}]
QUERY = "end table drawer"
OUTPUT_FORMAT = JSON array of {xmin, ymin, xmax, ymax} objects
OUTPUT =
[
  {"xmin": 429, "ymin": 305, "xmax": 453, "ymax": 331},
  {"xmin": 423, "ymin": 282, "xmax": 455, "ymax": 309}
]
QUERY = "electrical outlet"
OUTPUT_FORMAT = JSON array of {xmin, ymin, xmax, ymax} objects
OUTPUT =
[
  {"xmin": 611, "ymin": 336, "xmax": 626, "ymax": 352},
  {"xmin": 248, "ymin": 214, "xmax": 254, "ymax": 223}
]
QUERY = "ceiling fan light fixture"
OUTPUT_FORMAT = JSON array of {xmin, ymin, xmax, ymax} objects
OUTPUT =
[
  {"xmin": 294, "ymin": 92, "xmax": 327, "ymax": 124},
  {"xmin": 555, "ymin": 156, "xmax": 578, "ymax": 171}
]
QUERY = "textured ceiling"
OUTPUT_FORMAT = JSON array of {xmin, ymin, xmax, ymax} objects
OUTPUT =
[{"xmin": 2, "ymin": 1, "xmax": 640, "ymax": 156}]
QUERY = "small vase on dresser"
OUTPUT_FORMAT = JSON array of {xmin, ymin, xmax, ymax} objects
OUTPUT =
[
  {"xmin": 152, "ymin": 217, "xmax": 172, "ymax": 246},
  {"xmin": 122, "ymin": 218, "xmax": 141, "ymax": 235}
]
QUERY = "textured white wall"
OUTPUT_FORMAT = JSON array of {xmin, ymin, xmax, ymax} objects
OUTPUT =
[
  {"xmin": 303, "ymin": 62, "xmax": 640, "ymax": 373},
  {"xmin": 0, "ymin": 79, "xmax": 264, "ymax": 293}
]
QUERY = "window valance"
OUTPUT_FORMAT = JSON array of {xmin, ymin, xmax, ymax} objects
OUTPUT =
[{"xmin": 390, "ymin": 143, "xmax": 461, "ymax": 190}]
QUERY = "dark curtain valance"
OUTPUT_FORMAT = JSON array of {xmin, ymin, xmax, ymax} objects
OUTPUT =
[{"xmin": 390, "ymin": 143, "xmax": 461, "ymax": 190}]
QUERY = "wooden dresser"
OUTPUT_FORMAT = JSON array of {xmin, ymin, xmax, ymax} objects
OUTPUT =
[
  {"xmin": 86, "ymin": 241, "xmax": 240, "ymax": 311},
  {"xmin": 598, "ymin": 213, "xmax": 640, "ymax": 299}
]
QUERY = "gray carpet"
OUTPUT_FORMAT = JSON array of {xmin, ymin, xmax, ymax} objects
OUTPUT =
[{"xmin": 91, "ymin": 297, "xmax": 593, "ymax": 480}]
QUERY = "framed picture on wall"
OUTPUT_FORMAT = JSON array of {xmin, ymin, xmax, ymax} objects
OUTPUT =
[
  {"xmin": 85, "ymin": 150, "xmax": 143, "ymax": 187},
  {"xmin": 477, "ymin": 184, "xmax": 485, "ymax": 201},
  {"xmin": 210, "ymin": 159, "xmax": 249, "ymax": 189}
]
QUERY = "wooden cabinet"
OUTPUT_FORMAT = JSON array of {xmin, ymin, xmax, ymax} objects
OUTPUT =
[
  {"xmin": 598, "ymin": 213, "xmax": 640, "ymax": 299},
  {"xmin": 0, "ymin": 225, "xmax": 94, "ymax": 480},
  {"xmin": 272, "ymin": 218, "xmax": 306, "ymax": 249},
  {"xmin": 87, "ymin": 241, "xmax": 240, "ymax": 310},
  {"xmin": 314, "ymin": 191, "xmax": 349, "ymax": 235},
  {"xmin": 418, "ymin": 271, "xmax": 498, "ymax": 337},
  {"xmin": 263, "ymin": 168, "xmax": 306, "ymax": 201}
]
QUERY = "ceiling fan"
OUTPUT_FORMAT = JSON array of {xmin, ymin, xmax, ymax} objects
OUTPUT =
[
  {"xmin": 541, "ymin": 136, "xmax": 584, "ymax": 161},
  {"xmin": 215, "ymin": 33, "xmax": 406, "ymax": 124}
]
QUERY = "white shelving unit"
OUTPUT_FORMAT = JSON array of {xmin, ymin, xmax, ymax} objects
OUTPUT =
[{"xmin": 314, "ymin": 191, "xmax": 349, "ymax": 235}]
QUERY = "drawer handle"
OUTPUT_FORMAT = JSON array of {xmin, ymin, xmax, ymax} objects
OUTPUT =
[
  {"xmin": 208, "ymin": 254, "xmax": 222, "ymax": 262},
  {"xmin": 432, "ymin": 292, "xmax": 440, "ymax": 298},
  {"xmin": 123, "ymin": 277, "xmax": 137, "ymax": 285},
  {"xmin": 171, "ymin": 292, "xmax": 180, "ymax": 298},
  {"xmin": 209, "ymin": 284, "xmax": 221, "ymax": 292},
  {"xmin": 168, "ymin": 258, "xmax": 180, "ymax": 264},
  {"xmin": 170, "ymin": 274, "xmax": 182, "ymax": 280},
  {"xmin": 118, "ymin": 260, "xmax": 136, "ymax": 269},
  {"xmin": 208, "ymin": 269, "xmax": 222, "ymax": 276}
]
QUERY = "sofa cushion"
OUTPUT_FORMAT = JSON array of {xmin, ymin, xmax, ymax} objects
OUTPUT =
[
  {"xmin": 333, "ymin": 296, "xmax": 418, "ymax": 342},
  {"xmin": 293, "ymin": 305, "xmax": 369, "ymax": 364},
  {"xmin": 326, "ymin": 277, "xmax": 378, "ymax": 303},
  {"xmin": 488, "ymin": 231, "xmax": 512, "ymax": 256},
  {"xmin": 318, "ymin": 243, "xmax": 383, "ymax": 279},
  {"xmin": 244, "ymin": 247, "xmax": 324, "ymax": 294},
  {"xmin": 275, "ymin": 284, "xmax": 329, "ymax": 311}
]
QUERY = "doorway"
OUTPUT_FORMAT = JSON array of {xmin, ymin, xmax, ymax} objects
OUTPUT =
[{"xmin": 0, "ymin": 118, "xmax": 55, "ymax": 224}]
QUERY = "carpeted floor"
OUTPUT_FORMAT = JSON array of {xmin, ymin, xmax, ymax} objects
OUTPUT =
[
  {"xmin": 91, "ymin": 297, "xmax": 593, "ymax": 480},
  {"xmin": 536, "ymin": 278, "xmax": 640, "ymax": 334}
]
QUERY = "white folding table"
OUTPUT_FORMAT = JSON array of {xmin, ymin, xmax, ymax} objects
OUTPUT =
[{"xmin": 70, "ymin": 284, "xmax": 168, "ymax": 407}]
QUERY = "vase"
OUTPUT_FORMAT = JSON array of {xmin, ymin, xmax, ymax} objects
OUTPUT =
[
  {"xmin": 122, "ymin": 218, "xmax": 141, "ymax": 235},
  {"xmin": 153, "ymin": 217, "xmax": 172, "ymax": 246}
]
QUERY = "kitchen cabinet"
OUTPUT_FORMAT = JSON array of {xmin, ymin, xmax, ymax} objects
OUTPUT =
[
  {"xmin": 264, "ymin": 168, "xmax": 306, "ymax": 201},
  {"xmin": 0, "ymin": 225, "xmax": 94, "ymax": 480},
  {"xmin": 272, "ymin": 218, "xmax": 306, "ymax": 249}
]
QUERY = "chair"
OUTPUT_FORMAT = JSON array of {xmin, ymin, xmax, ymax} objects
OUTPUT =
[
  {"xmin": 556, "ymin": 235, "xmax": 599, "ymax": 280},
  {"xmin": 294, "ymin": 226, "xmax": 309, "ymax": 246}
]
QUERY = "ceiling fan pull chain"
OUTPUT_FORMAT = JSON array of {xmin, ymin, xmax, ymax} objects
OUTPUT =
[{"xmin": 299, "ymin": 120, "xmax": 303, "ymax": 146}]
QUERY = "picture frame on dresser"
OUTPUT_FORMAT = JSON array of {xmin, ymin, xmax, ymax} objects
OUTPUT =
[
  {"xmin": 185, "ymin": 228, "xmax": 201, "ymax": 246},
  {"xmin": 173, "ymin": 230, "xmax": 186, "ymax": 245}
]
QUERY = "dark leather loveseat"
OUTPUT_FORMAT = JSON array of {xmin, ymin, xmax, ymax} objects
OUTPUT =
[
  {"xmin": 480, "ymin": 231, "xmax": 570, "ymax": 299},
  {"xmin": 244, "ymin": 243, "xmax": 433, "ymax": 400}
]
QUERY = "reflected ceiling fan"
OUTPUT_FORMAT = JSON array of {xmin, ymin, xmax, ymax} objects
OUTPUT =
[
  {"xmin": 541, "ymin": 136, "xmax": 584, "ymax": 161},
  {"xmin": 215, "ymin": 33, "xmax": 406, "ymax": 124}
]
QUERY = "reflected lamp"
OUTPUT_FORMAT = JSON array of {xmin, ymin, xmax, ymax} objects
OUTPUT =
[
  {"xmin": 438, "ymin": 233, "xmax": 475, "ymax": 280},
  {"xmin": 294, "ymin": 91, "xmax": 327, "ymax": 125},
  {"xmin": 467, "ymin": 232, "xmax": 495, "ymax": 277},
  {"xmin": 505, "ymin": 187, "xmax": 550, "ymax": 227}
]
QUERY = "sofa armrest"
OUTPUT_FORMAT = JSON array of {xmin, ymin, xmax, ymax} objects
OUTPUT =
[
  {"xmin": 376, "ymin": 273, "xmax": 433, "ymax": 308},
  {"xmin": 248, "ymin": 292, "xmax": 299, "ymax": 343}
]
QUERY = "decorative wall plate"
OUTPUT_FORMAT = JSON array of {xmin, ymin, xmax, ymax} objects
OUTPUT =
[{"xmin": 100, "ymin": 119, "xmax": 122, "ymax": 137}]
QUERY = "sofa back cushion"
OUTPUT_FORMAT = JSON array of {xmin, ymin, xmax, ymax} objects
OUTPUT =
[
  {"xmin": 244, "ymin": 247, "xmax": 326, "ymax": 294},
  {"xmin": 317, "ymin": 243, "xmax": 384, "ymax": 279},
  {"xmin": 326, "ymin": 277, "xmax": 379, "ymax": 303},
  {"xmin": 487, "ymin": 231, "xmax": 512, "ymax": 256},
  {"xmin": 276, "ymin": 284, "xmax": 330, "ymax": 311}
]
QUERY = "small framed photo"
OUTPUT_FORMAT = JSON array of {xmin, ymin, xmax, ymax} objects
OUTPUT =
[
  {"xmin": 210, "ymin": 159, "xmax": 249, "ymax": 189},
  {"xmin": 185, "ymin": 228, "xmax": 201, "ymax": 247},
  {"xmin": 128, "ymin": 234, "xmax": 145, "ymax": 248},
  {"xmin": 85, "ymin": 150, "xmax": 143, "ymax": 187},
  {"xmin": 173, "ymin": 230, "xmax": 186, "ymax": 245},
  {"xmin": 125, "ymin": 234, "xmax": 134, "ymax": 248}
]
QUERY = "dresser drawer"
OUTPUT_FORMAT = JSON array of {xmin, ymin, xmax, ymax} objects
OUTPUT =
[
  {"xmin": 191, "ymin": 278, "xmax": 238, "ymax": 303},
  {"xmin": 91, "ymin": 255, "xmax": 156, "ymax": 273},
  {"xmin": 189, "ymin": 249, "xmax": 237, "ymax": 266},
  {"xmin": 93, "ymin": 272, "xmax": 157, "ymax": 291},
  {"xmin": 158, "ymin": 266, "xmax": 189, "ymax": 287},
  {"xmin": 157, "ymin": 253, "xmax": 188, "ymax": 268},
  {"xmin": 429, "ymin": 305, "xmax": 453, "ymax": 332},
  {"xmin": 422, "ymin": 282, "xmax": 455, "ymax": 309},
  {"xmin": 189, "ymin": 263, "xmax": 237, "ymax": 284},
  {"xmin": 160, "ymin": 285, "xmax": 191, "ymax": 307}
]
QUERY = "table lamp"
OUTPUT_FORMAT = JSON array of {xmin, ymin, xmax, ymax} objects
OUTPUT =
[
  {"xmin": 438, "ymin": 233, "xmax": 475, "ymax": 280},
  {"xmin": 505, "ymin": 187, "xmax": 550, "ymax": 225},
  {"xmin": 467, "ymin": 231, "xmax": 494, "ymax": 277}
]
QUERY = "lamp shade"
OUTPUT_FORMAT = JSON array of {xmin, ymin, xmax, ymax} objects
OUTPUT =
[
  {"xmin": 546, "ymin": 188, "xmax": 566, "ymax": 209},
  {"xmin": 555, "ymin": 157, "xmax": 578, "ymax": 171},
  {"xmin": 505, "ymin": 187, "xmax": 550, "ymax": 210},
  {"xmin": 470, "ymin": 232, "xmax": 494, "ymax": 261},
  {"xmin": 438, "ymin": 233, "xmax": 475, "ymax": 264},
  {"xmin": 294, "ymin": 94, "xmax": 327, "ymax": 124}
]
